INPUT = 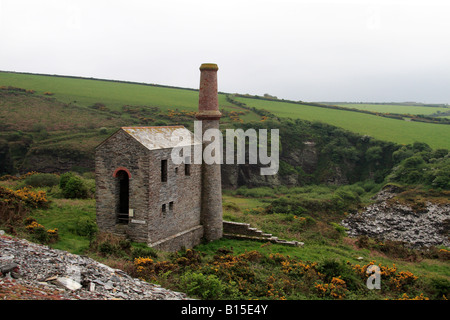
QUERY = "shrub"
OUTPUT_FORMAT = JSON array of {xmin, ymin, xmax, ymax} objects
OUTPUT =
[
  {"xmin": 242, "ymin": 187, "xmax": 274, "ymax": 198},
  {"xmin": 99, "ymin": 242, "xmax": 117, "ymax": 256},
  {"xmin": 59, "ymin": 172, "xmax": 76, "ymax": 190},
  {"xmin": 25, "ymin": 220, "xmax": 51, "ymax": 243},
  {"xmin": 154, "ymin": 120, "xmax": 168, "ymax": 126},
  {"xmin": 330, "ymin": 222, "xmax": 347, "ymax": 237},
  {"xmin": 74, "ymin": 216, "xmax": 98, "ymax": 241},
  {"xmin": 314, "ymin": 276, "xmax": 348, "ymax": 300},
  {"xmin": 91, "ymin": 232, "xmax": 129, "ymax": 257},
  {"xmin": 360, "ymin": 180, "xmax": 379, "ymax": 193},
  {"xmin": 23, "ymin": 217, "xmax": 37, "ymax": 226},
  {"xmin": 131, "ymin": 246, "xmax": 158, "ymax": 260},
  {"xmin": 62, "ymin": 176, "xmax": 88, "ymax": 199},
  {"xmin": 32, "ymin": 225, "xmax": 50, "ymax": 243},
  {"xmin": 266, "ymin": 197, "xmax": 305, "ymax": 215},
  {"xmin": 365, "ymin": 146, "xmax": 383, "ymax": 162},
  {"xmin": 427, "ymin": 277, "xmax": 450, "ymax": 299},
  {"xmin": 223, "ymin": 202, "xmax": 241, "ymax": 212},
  {"xmin": 0, "ymin": 186, "xmax": 49, "ymax": 225},
  {"xmin": 22, "ymin": 173, "xmax": 59, "ymax": 188},
  {"xmin": 180, "ymin": 271, "xmax": 226, "ymax": 299},
  {"xmin": 331, "ymin": 187, "xmax": 361, "ymax": 211},
  {"xmin": 47, "ymin": 228, "xmax": 59, "ymax": 243},
  {"xmin": 393, "ymin": 147, "xmax": 414, "ymax": 164}
]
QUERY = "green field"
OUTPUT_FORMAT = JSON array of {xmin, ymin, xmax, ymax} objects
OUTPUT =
[
  {"xmin": 335, "ymin": 103, "xmax": 449, "ymax": 116},
  {"xmin": 1, "ymin": 71, "xmax": 449, "ymax": 149},
  {"xmin": 235, "ymin": 97, "xmax": 450, "ymax": 149},
  {"xmin": 0, "ymin": 71, "xmax": 229, "ymax": 112}
]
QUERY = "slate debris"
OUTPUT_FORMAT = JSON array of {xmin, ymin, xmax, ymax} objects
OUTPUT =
[
  {"xmin": 342, "ymin": 188, "xmax": 450, "ymax": 248},
  {"xmin": 0, "ymin": 234, "xmax": 190, "ymax": 300}
]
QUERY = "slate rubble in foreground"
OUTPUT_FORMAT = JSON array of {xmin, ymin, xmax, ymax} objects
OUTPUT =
[{"xmin": 0, "ymin": 234, "xmax": 190, "ymax": 300}]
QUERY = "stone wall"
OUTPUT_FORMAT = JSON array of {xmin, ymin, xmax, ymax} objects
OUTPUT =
[
  {"xmin": 147, "ymin": 147, "xmax": 202, "ymax": 249},
  {"xmin": 149, "ymin": 225, "xmax": 204, "ymax": 251}
]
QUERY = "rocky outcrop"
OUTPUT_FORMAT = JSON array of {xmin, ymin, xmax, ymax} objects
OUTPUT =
[
  {"xmin": 342, "ymin": 187, "xmax": 450, "ymax": 248},
  {"xmin": 0, "ymin": 234, "xmax": 190, "ymax": 300}
]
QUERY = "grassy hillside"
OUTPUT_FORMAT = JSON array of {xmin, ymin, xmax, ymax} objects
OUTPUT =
[
  {"xmin": 0, "ymin": 71, "xmax": 242, "ymax": 114},
  {"xmin": 1, "ymin": 71, "xmax": 449, "ymax": 149},
  {"xmin": 234, "ymin": 97, "xmax": 450, "ymax": 150}
]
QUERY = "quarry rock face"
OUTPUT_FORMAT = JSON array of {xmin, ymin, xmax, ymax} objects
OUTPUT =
[
  {"xmin": 221, "ymin": 140, "xmax": 321, "ymax": 189},
  {"xmin": 342, "ymin": 187, "xmax": 450, "ymax": 248}
]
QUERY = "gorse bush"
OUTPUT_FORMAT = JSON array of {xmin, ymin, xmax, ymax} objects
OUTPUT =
[
  {"xmin": 0, "ymin": 186, "xmax": 49, "ymax": 224},
  {"xmin": 24, "ymin": 218, "xmax": 59, "ymax": 244}
]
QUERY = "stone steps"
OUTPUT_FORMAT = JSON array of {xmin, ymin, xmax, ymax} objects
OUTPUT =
[{"xmin": 222, "ymin": 221, "xmax": 303, "ymax": 247}]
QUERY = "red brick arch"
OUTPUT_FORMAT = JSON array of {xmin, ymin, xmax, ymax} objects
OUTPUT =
[{"xmin": 113, "ymin": 167, "xmax": 131, "ymax": 178}]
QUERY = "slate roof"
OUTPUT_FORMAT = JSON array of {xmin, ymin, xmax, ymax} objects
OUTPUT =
[{"xmin": 121, "ymin": 126, "xmax": 201, "ymax": 150}]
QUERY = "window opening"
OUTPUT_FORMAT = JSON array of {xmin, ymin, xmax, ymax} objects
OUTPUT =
[
  {"xmin": 161, "ymin": 159, "xmax": 168, "ymax": 182},
  {"xmin": 115, "ymin": 170, "xmax": 129, "ymax": 224}
]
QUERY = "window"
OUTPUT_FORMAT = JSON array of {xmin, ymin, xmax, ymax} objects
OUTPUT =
[
  {"xmin": 184, "ymin": 157, "xmax": 191, "ymax": 176},
  {"xmin": 161, "ymin": 159, "xmax": 167, "ymax": 182},
  {"xmin": 169, "ymin": 201, "xmax": 174, "ymax": 211},
  {"xmin": 162, "ymin": 204, "xmax": 166, "ymax": 213}
]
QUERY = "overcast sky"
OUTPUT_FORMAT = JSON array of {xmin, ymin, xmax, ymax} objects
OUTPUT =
[{"xmin": 1, "ymin": 0, "xmax": 449, "ymax": 103}]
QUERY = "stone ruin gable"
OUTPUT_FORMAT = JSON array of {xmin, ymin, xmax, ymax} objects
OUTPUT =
[{"xmin": 95, "ymin": 128, "xmax": 151, "ymax": 242}]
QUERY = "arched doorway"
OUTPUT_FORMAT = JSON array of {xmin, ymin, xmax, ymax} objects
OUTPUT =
[{"xmin": 115, "ymin": 169, "xmax": 130, "ymax": 224}]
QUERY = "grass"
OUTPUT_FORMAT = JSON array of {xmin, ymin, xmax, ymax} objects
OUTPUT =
[
  {"xmin": 235, "ymin": 97, "xmax": 450, "ymax": 149},
  {"xmin": 31, "ymin": 198, "xmax": 96, "ymax": 254},
  {"xmin": 0, "ymin": 71, "xmax": 245, "ymax": 115},
  {"xmin": 0, "ymin": 71, "xmax": 198, "ymax": 111},
  {"xmin": 0, "ymin": 90, "xmax": 123, "ymax": 132}
]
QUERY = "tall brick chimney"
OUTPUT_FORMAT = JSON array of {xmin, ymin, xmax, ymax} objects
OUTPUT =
[{"xmin": 196, "ymin": 63, "xmax": 223, "ymax": 241}]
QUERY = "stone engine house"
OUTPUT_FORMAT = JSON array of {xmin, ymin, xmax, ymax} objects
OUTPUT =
[{"xmin": 95, "ymin": 63, "xmax": 223, "ymax": 251}]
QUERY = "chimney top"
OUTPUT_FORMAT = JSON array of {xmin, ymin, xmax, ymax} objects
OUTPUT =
[{"xmin": 199, "ymin": 63, "xmax": 219, "ymax": 71}]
